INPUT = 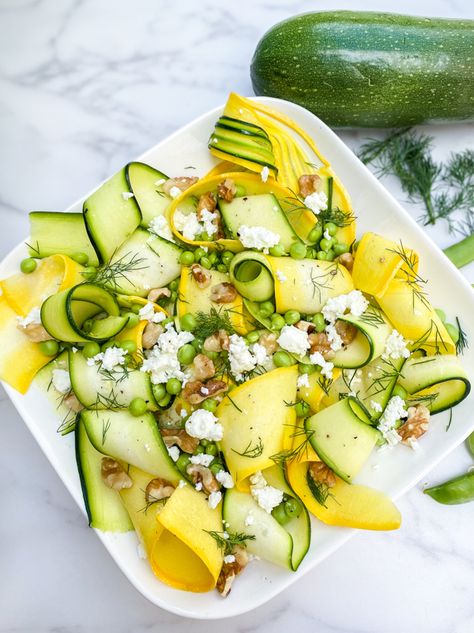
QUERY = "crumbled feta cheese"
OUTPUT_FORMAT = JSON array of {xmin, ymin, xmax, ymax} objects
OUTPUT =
[
  {"xmin": 323, "ymin": 228, "xmax": 331, "ymax": 240},
  {"xmin": 200, "ymin": 209, "xmax": 219, "ymax": 236},
  {"xmin": 122, "ymin": 191, "xmax": 134, "ymax": 200},
  {"xmin": 215, "ymin": 470, "xmax": 234, "ymax": 489},
  {"xmin": 370, "ymin": 400, "xmax": 383, "ymax": 413},
  {"xmin": 190, "ymin": 453, "xmax": 214, "ymax": 467},
  {"xmin": 87, "ymin": 346, "xmax": 127, "ymax": 371},
  {"xmin": 178, "ymin": 479, "xmax": 186, "ymax": 488},
  {"xmin": 377, "ymin": 395, "xmax": 408, "ymax": 447},
  {"xmin": 309, "ymin": 351, "xmax": 334, "ymax": 379},
  {"xmin": 382, "ymin": 329, "xmax": 411, "ymax": 361},
  {"xmin": 140, "ymin": 323, "xmax": 194, "ymax": 384},
  {"xmin": 297, "ymin": 373, "xmax": 310, "ymax": 388},
  {"xmin": 167, "ymin": 445, "xmax": 180, "ymax": 462},
  {"xmin": 260, "ymin": 166, "xmax": 270, "ymax": 182},
  {"xmin": 407, "ymin": 437, "xmax": 420, "ymax": 451},
  {"xmin": 185, "ymin": 409, "xmax": 223, "ymax": 441},
  {"xmin": 222, "ymin": 531, "xmax": 229, "ymax": 539},
  {"xmin": 51, "ymin": 369, "xmax": 71, "ymax": 394},
  {"xmin": 237, "ymin": 225, "xmax": 280, "ymax": 253},
  {"xmin": 208, "ymin": 490, "xmax": 222, "ymax": 509},
  {"xmin": 17, "ymin": 306, "xmax": 41, "ymax": 328},
  {"xmin": 277, "ymin": 325, "xmax": 310, "ymax": 356},
  {"xmin": 195, "ymin": 482, "xmax": 203, "ymax": 491},
  {"xmin": 325, "ymin": 322, "xmax": 343, "ymax": 352},
  {"xmin": 138, "ymin": 302, "xmax": 166, "ymax": 324},
  {"xmin": 245, "ymin": 511, "xmax": 255, "ymax": 527},
  {"xmin": 154, "ymin": 178, "xmax": 166, "ymax": 187},
  {"xmin": 72, "ymin": 346, "xmax": 78, "ymax": 353},
  {"xmin": 169, "ymin": 186, "xmax": 182, "ymax": 199},
  {"xmin": 224, "ymin": 554, "xmax": 236, "ymax": 564},
  {"xmin": 275, "ymin": 270, "xmax": 287, "ymax": 283},
  {"xmin": 250, "ymin": 471, "xmax": 284, "ymax": 513},
  {"xmin": 227, "ymin": 334, "xmax": 269, "ymax": 381},
  {"xmin": 180, "ymin": 408, "xmax": 188, "ymax": 418},
  {"xmin": 173, "ymin": 210, "xmax": 202, "ymax": 240},
  {"xmin": 322, "ymin": 290, "xmax": 369, "ymax": 324},
  {"xmin": 200, "ymin": 386, "xmax": 209, "ymax": 395},
  {"xmin": 148, "ymin": 215, "xmax": 174, "ymax": 241},
  {"xmin": 304, "ymin": 191, "xmax": 327, "ymax": 215}
]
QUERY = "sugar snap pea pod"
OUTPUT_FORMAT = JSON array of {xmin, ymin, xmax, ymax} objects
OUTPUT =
[
  {"xmin": 468, "ymin": 432, "xmax": 474, "ymax": 457},
  {"xmin": 424, "ymin": 472, "xmax": 474, "ymax": 505}
]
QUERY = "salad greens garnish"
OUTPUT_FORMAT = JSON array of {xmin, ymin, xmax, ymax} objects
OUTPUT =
[
  {"xmin": 205, "ymin": 530, "xmax": 256, "ymax": 556},
  {"xmin": 308, "ymin": 265, "xmax": 338, "ymax": 302},
  {"xmin": 194, "ymin": 307, "xmax": 236, "ymax": 339},
  {"xmin": 89, "ymin": 251, "xmax": 149, "ymax": 290},
  {"xmin": 387, "ymin": 241, "xmax": 430, "ymax": 311},
  {"xmin": 270, "ymin": 424, "xmax": 314, "ymax": 465},
  {"xmin": 231, "ymin": 437, "xmax": 264, "ymax": 459},
  {"xmin": 364, "ymin": 359, "xmax": 404, "ymax": 397}
]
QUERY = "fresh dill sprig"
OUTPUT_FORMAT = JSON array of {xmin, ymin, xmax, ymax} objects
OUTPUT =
[
  {"xmin": 101, "ymin": 417, "xmax": 111, "ymax": 444},
  {"xmin": 455, "ymin": 317, "xmax": 468, "ymax": 355},
  {"xmin": 305, "ymin": 469, "xmax": 336, "ymax": 508},
  {"xmin": 232, "ymin": 437, "xmax": 264, "ymax": 458},
  {"xmin": 89, "ymin": 251, "xmax": 148, "ymax": 290},
  {"xmin": 270, "ymin": 424, "xmax": 314, "ymax": 465},
  {"xmin": 307, "ymin": 265, "xmax": 338, "ymax": 303},
  {"xmin": 387, "ymin": 241, "xmax": 430, "ymax": 311},
  {"xmin": 205, "ymin": 530, "xmax": 255, "ymax": 556},
  {"xmin": 194, "ymin": 307, "xmax": 236, "ymax": 339}
]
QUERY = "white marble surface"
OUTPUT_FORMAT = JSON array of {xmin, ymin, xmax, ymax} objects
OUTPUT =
[{"xmin": 0, "ymin": 0, "xmax": 473, "ymax": 630}]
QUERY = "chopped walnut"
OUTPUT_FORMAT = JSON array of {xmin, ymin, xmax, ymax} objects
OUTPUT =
[
  {"xmin": 210, "ymin": 282, "xmax": 237, "ymax": 304},
  {"xmin": 308, "ymin": 332, "xmax": 334, "ymax": 360},
  {"xmin": 190, "ymin": 263, "xmax": 211, "ymax": 288},
  {"xmin": 397, "ymin": 404, "xmax": 430, "ymax": 445},
  {"xmin": 145, "ymin": 478, "xmax": 175, "ymax": 503},
  {"xmin": 308, "ymin": 461, "xmax": 336, "ymax": 488},
  {"xmin": 192, "ymin": 353, "xmax": 216, "ymax": 380},
  {"xmin": 337, "ymin": 252, "xmax": 354, "ymax": 271},
  {"xmin": 203, "ymin": 329, "xmax": 230, "ymax": 352},
  {"xmin": 101, "ymin": 458, "xmax": 133, "ymax": 490},
  {"xmin": 335, "ymin": 319, "xmax": 357, "ymax": 345},
  {"xmin": 147, "ymin": 287, "xmax": 171, "ymax": 303},
  {"xmin": 142, "ymin": 322, "xmax": 164, "ymax": 349},
  {"xmin": 161, "ymin": 428, "xmax": 200, "ymax": 454},
  {"xmin": 163, "ymin": 176, "xmax": 198, "ymax": 197},
  {"xmin": 20, "ymin": 323, "xmax": 52, "ymax": 342},
  {"xmin": 182, "ymin": 379, "xmax": 227, "ymax": 404},
  {"xmin": 217, "ymin": 178, "xmax": 236, "ymax": 202},
  {"xmin": 197, "ymin": 191, "xmax": 217, "ymax": 215},
  {"xmin": 295, "ymin": 319, "xmax": 315, "ymax": 334},
  {"xmin": 216, "ymin": 545, "xmax": 249, "ymax": 598},
  {"xmin": 298, "ymin": 174, "xmax": 321, "ymax": 198},
  {"xmin": 258, "ymin": 331, "xmax": 278, "ymax": 354},
  {"xmin": 187, "ymin": 464, "xmax": 219, "ymax": 494},
  {"xmin": 63, "ymin": 393, "xmax": 84, "ymax": 413}
]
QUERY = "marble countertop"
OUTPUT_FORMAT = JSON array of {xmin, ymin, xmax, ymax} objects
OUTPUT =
[{"xmin": 0, "ymin": 0, "xmax": 473, "ymax": 631}]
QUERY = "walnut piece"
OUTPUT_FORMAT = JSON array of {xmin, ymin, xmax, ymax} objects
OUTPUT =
[
  {"xmin": 337, "ymin": 252, "xmax": 354, "ymax": 271},
  {"xmin": 182, "ymin": 379, "xmax": 227, "ymax": 404},
  {"xmin": 216, "ymin": 545, "xmax": 249, "ymax": 598},
  {"xmin": 397, "ymin": 404, "xmax": 430, "ymax": 445},
  {"xmin": 145, "ymin": 478, "xmax": 175, "ymax": 503},
  {"xmin": 163, "ymin": 176, "xmax": 198, "ymax": 197},
  {"xmin": 63, "ymin": 393, "xmax": 84, "ymax": 413},
  {"xmin": 187, "ymin": 464, "xmax": 219, "ymax": 494},
  {"xmin": 295, "ymin": 319, "xmax": 315, "ymax": 334},
  {"xmin": 217, "ymin": 178, "xmax": 236, "ymax": 202},
  {"xmin": 20, "ymin": 323, "xmax": 52, "ymax": 342},
  {"xmin": 197, "ymin": 191, "xmax": 217, "ymax": 214},
  {"xmin": 101, "ymin": 458, "xmax": 133, "ymax": 490},
  {"xmin": 147, "ymin": 287, "xmax": 171, "ymax": 303},
  {"xmin": 210, "ymin": 282, "xmax": 237, "ymax": 304},
  {"xmin": 142, "ymin": 322, "xmax": 164, "ymax": 349},
  {"xmin": 308, "ymin": 332, "xmax": 334, "ymax": 359},
  {"xmin": 192, "ymin": 353, "xmax": 216, "ymax": 380},
  {"xmin": 335, "ymin": 319, "xmax": 357, "ymax": 345},
  {"xmin": 258, "ymin": 331, "xmax": 278, "ymax": 354},
  {"xmin": 190, "ymin": 263, "xmax": 211, "ymax": 288},
  {"xmin": 298, "ymin": 174, "xmax": 321, "ymax": 198},
  {"xmin": 203, "ymin": 329, "xmax": 230, "ymax": 353},
  {"xmin": 161, "ymin": 428, "xmax": 200, "ymax": 454},
  {"xmin": 308, "ymin": 461, "xmax": 336, "ymax": 488}
]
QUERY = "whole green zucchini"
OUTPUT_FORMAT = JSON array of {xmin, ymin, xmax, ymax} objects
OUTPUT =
[{"xmin": 250, "ymin": 11, "xmax": 474, "ymax": 127}]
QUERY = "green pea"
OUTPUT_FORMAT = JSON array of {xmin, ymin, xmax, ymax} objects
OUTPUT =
[
  {"xmin": 194, "ymin": 247, "xmax": 206, "ymax": 261},
  {"xmin": 202, "ymin": 398, "xmax": 218, "ymax": 413},
  {"xmin": 81, "ymin": 265, "xmax": 97, "ymax": 280},
  {"xmin": 273, "ymin": 351, "xmax": 294, "ymax": 367},
  {"xmin": 258, "ymin": 300, "xmax": 275, "ymax": 318},
  {"xmin": 83, "ymin": 318, "xmax": 94, "ymax": 333},
  {"xmin": 208, "ymin": 252, "xmax": 218, "ymax": 265},
  {"xmin": 333, "ymin": 242, "xmax": 349, "ymax": 256},
  {"xmin": 271, "ymin": 502, "xmax": 291, "ymax": 526},
  {"xmin": 169, "ymin": 278, "xmax": 180, "ymax": 291},
  {"xmin": 269, "ymin": 243, "xmax": 286, "ymax": 257},
  {"xmin": 129, "ymin": 397, "xmax": 147, "ymax": 417},
  {"xmin": 153, "ymin": 383, "xmax": 166, "ymax": 402},
  {"xmin": 176, "ymin": 453, "xmax": 191, "ymax": 474},
  {"xmin": 324, "ymin": 222, "xmax": 338, "ymax": 236},
  {"xmin": 290, "ymin": 242, "xmax": 307, "ymax": 260},
  {"xmin": 101, "ymin": 339, "xmax": 119, "ymax": 351},
  {"xmin": 192, "ymin": 337, "xmax": 204, "ymax": 351},
  {"xmin": 298, "ymin": 363, "xmax": 316, "ymax": 375},
  {"xmin": 71, "ymin": 252, "xmax": 89, "ymax": 265},
  {"xmin": 39, "ymin": 340, "xmax": 59, "ymax": 356},
  {"xmin": 205, "ymin": 350, "xmax": 219, "ymax": 361},
  {"xmin": 166, "ymin": 377, "xmax": 182, "ymax": 395},
  {"xmin": 200, "ymin": 439, "xmax": 210, "ymax": 448},
  {"xmin": 284, "ymin": 497, "xmax": 302, "ymax": 518},
  {"xmin": 162, "ymin": 317, "xmax": 174, "ymax": 327},
  {"xmin": 119, "ymin": 339, "xmax": 136, "ymax": 355},
  {"xmin": 325, "ymin": 248, "xmax": 335, "ymax": 261},
  {"xmin": 320, "ymin": 238, "xmax": 332, "ymax": 252},
  {"xmin": 235, "ymin": 184, "xmax": 246, "ymax": 197},
  {"xmin": 317, "ymin": 251, "xmax": 328, "ymax": 260},
  {"xmin": 82, "ymin": 341, "xmax": 101, "ymax": 358},
  {"xmin": 424, "ymin": 471, "xmax": 474, "ymax": 505},
  {"xmin": 222, "ymin": 250, "xmax": 234, "ymax": 264},
  {"xmin": 157, "ymin": 393, "xmax": 172, "ymax": 408},
  {"xmin": 205, "ymin": 443, "xmax": 218, "ymax": 456},
  {"xmin": 200, "ymin": 231, "xmax": 212, "ymax": 242},
  {"xmin": 179, "ymin": 250, "xmax": 194, "ymax": 266},
  {"xmin": 306, "ymin": 247, "xmax": 317, "ymax": 259},
  {"xmin": 210, "ymin": 461, "xmax": 225, "ymax": 475},
  {"xmin": 311, "ymin": 313, "xmax": 326, "ymax": 332},
  {"xmin": 20, "ymin": 257, "xmax": 37, "ymax": 274},
  {"xmin": 200, "ymin": 256, "xmax": 212, "ymax": 269},
  {"xmin": 308, "ymin": 225, "xmax": 323, "ymax": 243},
  {"xmin": 295, "ymin": 400, "xmax": 310, "ymax": 418},
  {"xmin": 125, "ymin": 312, "xmax": 140, "ymax": 328},
  {"xmin": 177, "ymin": 343, "xmax": 196, "ymax": 365},
  {"xmin": 392, "ymin": 384, "xmax": 408, "ymax": 400},
  {"xmin": 180, "ymin": 313, "xmax": 197, "ymax": 332},
  {"xmin": 284, "ymin": 310, "xmax": 300, "ymax": 325},
  {"xmin": 168, "ymin": 290, "xmax": 177, "ymax": 303},
  {"xmin": 246, "ymin": 330, "xmax": 260, "ymax": 344},
  {"xmin": 216, "ymin": 264, "xmax": 227, "ymax": 273},
  {"xmin": 445, "ymin": 322, "xmax": 460, "ymax": 344},
  {"xmin": 435, "ymin": 308, "xmax": 447, "ymax": 323},
  {"xmin": 271, "ymin": 314, "xmax": 286, "ymax": 330},
  {"xmin": 194, "ymin": 444, "xmax": 206, "ymax": 454}
]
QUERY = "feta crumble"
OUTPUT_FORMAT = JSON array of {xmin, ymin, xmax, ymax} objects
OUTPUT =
[
  {"xmin": 275, "ymin": 270, "xmax": 287, "ymax": 283},
  {"xmin": 154, "ymin": 178, "xmax": 166, "ymax": 187},
  {"xmin": 148, "ymin": 215, "xmax": 174, "ymax": 241},
  {"xmin": 87, "ymin": 346, "xmax": 127, "ymax": 371},
  {"xmin": 250, "ymin": 471, "xmax": 284, "ymax": 514},
  {"xmin": 208, "ymin": 490, "xmax": 222, "ymax": 509},
  {"xmin": 260, "ymin": 166, "xmax": 270, "ymax": 182},
  {"xmin": 140, "ymin": 323, "xmax": 194, "ymax": 384},
  {"xmin": 245, "ymin": 511, "xmax": 255, "ymax": 527},
  {"xmin": 138, "ymin": 302, "xmax": 166, "ymax": 324},
  {"xmin": 382, "ymin": 329, "xmax": 411, "ymax": 361},
  {"xmin": 227, "ymin": 334, "xmax": 269, "ymax": 381},
  {"xmin": 309, "ymin": 351, "xmax": 334, "ymax": 379},
  {"xmin": 185, "ymin": 409, "xmax": 223, "ymax": 442},
  {"xmin": 17, "ymin": 306, "xmax": 41, "ymax": 328},
  {"xmin": 323, "ymin": 228, "xmax": 331, "ymax": 240},
  {"xmin": 169, "ymin": 186, "xmax": 182, "ymax": 199},
  {"xmin": 51, "ymin": 369, "xmax": 71, "ymax": 394},
  {"xmin": 190, "ymin": 453, "xmax": 214, "ymax": 467},
  {"xmin": 277, "ymin": 325, "xmax": 310, "ymax": 356},
  {"xmin": 121, "ymin": 191, "xmax": 134, "ymax": 200},
  {"xmin": 377, "ymin": 395, "xmax": 408, "ymax": 447},
  {"xmin": 237, "ymin": 225, "xmax": 280, "ymax": 253},
  {"xmin": 223, "ymin": 554, "xmax": 236, "ymax": 564},
  {"xmin": 215, "ymin": 470, "xmax": 234, "ymax": 489},
  {"xmin": 322, "ymin": 290, "xmax": 369, "ymax": 324},
  {"xmin": 167, "ymin": 446, "xmax": 180, "ymax": 462},
  {"xmin": 178, "ymin": 479, "xmax": 186, "ymax": 488},
  {"xmin": 297, "ymin": 373, "xmax": 310, "ymax": 388},
  {"xmin": 195, "ymin": 482, "xmax": 203, "ymax": 491},
  {"xmin": 370, "ymin": 400, "xmax": 383, "ymax": 413},
  {"xmin": 325, "ymin": 322, "xmax": 343, "ymax": 352},
  {"xmin": 173, "ymin": 209, "xmax": 218, "ymax": 240},
  {"xmin": 304, "ymin": 191, "xmax": 327, "ymax": 215}
]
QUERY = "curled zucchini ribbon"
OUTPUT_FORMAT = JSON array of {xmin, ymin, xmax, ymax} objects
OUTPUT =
[{"xmin": 41, "ymin": 283, "xmax": 129, "ymax": 343}]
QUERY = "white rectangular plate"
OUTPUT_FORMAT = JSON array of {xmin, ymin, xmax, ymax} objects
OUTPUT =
[{"xmin": 2, "ymin": 98, "xmax": 473, "ymax": 619}]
